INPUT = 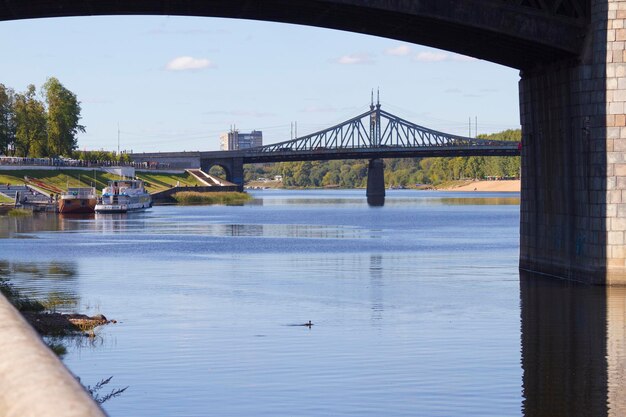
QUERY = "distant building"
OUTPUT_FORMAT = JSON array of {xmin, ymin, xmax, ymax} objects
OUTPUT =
[{"xmin": 220, "ymin": 129, "xmax": 263, "ymax": 151}]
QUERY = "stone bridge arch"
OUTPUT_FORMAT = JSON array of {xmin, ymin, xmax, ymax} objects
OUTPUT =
[
  {"xmin": 200, "ymin": 157, "xmax": 244, "ymax": 189},
  {"xmin": 0, "ymin": 0, "xmax": 588, "ymax": 69}
]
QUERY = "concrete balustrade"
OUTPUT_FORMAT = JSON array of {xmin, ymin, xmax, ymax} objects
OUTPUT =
[{"xmin": 0, "ymin": 294, "xmax": 105, "ymax": 417}]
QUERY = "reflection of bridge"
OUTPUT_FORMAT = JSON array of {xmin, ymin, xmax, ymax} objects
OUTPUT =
[{"xmin": 131, "ymin": 100, "xmax": 519, "ymax": 205}]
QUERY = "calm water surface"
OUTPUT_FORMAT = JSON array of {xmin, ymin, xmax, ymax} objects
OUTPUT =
[{"xmin": 1, "ymin": 189, "xmax": 623, "ymax": 416}]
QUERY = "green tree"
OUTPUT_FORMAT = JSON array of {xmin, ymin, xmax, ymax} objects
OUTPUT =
[
  {"xmin": 43, "ymin": 77, "xmax": 85, "ymax": 156},
  {"xmin": 13, "ymin": 85, "xmax": 47, "ymax": 157},
  {"xmin": 322, "ymin": 170, "xmax": 340, "ymax": 186},
  {"xmin": 465, "ymin": 156, "xmax": 484, "ymax": 179},
  {"xmin": 0, "ymin": 84, "xmax": 16, "ymax": 155},
  {"xmin": 293, "ymin": 161, "xmax": 313, "ymax": 187}
]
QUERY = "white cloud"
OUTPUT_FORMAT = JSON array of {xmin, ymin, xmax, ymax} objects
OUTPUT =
[
  {"xmin": 414, "ymin": 51, "xmax": 448, "ymax": 62},
  {"xmin": 385, "ymin": 45, "xmax": 411, "ymax": 56},
  {"xmin": 165, "ymin": 56, "xmax": 214, "ymax": 71},
  {"xmin": 336, "ymin": 54, "xmax": 373, "ymax": 65}
]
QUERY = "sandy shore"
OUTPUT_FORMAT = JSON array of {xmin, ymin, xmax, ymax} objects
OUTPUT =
[{"xmin": 437, "ymin": 180, "xmax": 520, "ymax": 192}]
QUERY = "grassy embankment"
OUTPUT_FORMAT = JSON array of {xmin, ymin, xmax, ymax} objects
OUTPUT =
[
  {"xmin": 0, "ymin": 169, "xmax": 203, "ymax": 194},
  {"xmin": 172, "ymin": 191, "xmax": 252, "ymax": 205},
  {"xmin": 134, "ymin": 171, "xmax": 203, "ymax": 193},
  {"xmin": 0, "ymin": 168, "xmax": 249, "ymax": 206}
]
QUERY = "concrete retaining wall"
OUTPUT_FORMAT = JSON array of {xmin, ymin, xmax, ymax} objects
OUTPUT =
[
  {"xmin": 101, "ymin": 166, "xmax": 135, "ymax": 178},
  {"xmin": 0, "ymin": 294, "xmax": 105, "ymax": 416}
]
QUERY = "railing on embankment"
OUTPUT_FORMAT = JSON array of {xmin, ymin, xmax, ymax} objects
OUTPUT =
[
  {"xmin": 151, "ymin": 185, "xmax": 239, "ymax": 204},
  {"xmin": 0, "ymin": 294, "xmax": 105, "ymax": 417}
]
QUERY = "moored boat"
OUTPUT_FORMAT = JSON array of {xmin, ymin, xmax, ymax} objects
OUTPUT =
[
  {"xmin": 58, "ymin": 187, "xmax": 97, "ymax": 214},
  {"xmin": 95, "ymin": 180, "xmax": 152, "ymax": 213}
]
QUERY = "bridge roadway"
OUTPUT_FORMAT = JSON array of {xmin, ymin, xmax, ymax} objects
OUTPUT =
[
  {"xmin": 134, "ymin": 144, "xmax": 520, "ymax": 166},
  {"xmin": 209, "ymin": 144, "xmax": 520, "ymax": 163}
]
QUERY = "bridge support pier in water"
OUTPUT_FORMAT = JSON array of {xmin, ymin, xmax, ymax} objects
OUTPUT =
[
  {"xmin": 366, "ymin": 158, "xmax": 385, "ymax": 207},
  {"xmin": 520, "ymin": 0, "xmax": 626, "ymax": 284}
]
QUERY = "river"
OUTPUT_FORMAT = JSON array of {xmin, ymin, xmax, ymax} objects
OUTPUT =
[{"xmin": 0, "ymin": 189, "xmax": 622, "ymax": 416}]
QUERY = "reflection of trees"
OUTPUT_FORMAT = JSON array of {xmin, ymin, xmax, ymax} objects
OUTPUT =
[
  {"xmin": 0, "ymin": 260, "xmax": 9, "ymax": 277},
  {"xmin": 439, "ymin": 197, "xmax": 520, "ymax": 205},
  {"xmin": 0, "ymin": 214, "xmax": 61, "ymax": 237},
  {"xmin": 8, "ymin": 261, "xmax": 77, "ymax": 279},
  {"xmin": 0, "ymin": 260, "xmax": 79, "ymax": 312},
  {"xmin": 45, "ymin": 333, "xmax": 104, "ymax": 351}
]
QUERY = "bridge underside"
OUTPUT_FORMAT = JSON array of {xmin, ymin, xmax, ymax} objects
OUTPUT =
[{"xmin": 0, "ymin": 0, "xmax": 587, "ymax": 69}]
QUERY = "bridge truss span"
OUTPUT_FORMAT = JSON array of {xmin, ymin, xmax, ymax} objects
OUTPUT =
[
  {"xmin": 254, "ymin": 110, "xmax": 372, "ymax": 153},
  {"xmin": 249, "ymin": 106, "xmax": 519, "ymax": 155},
  {"xmin": 376, "ymin": 109, "xmax": 514, "ymax": 149}
]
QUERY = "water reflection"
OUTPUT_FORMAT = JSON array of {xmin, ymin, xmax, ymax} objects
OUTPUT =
[
  {"xmin": 0, "ymin": 213, "xmax": 61, "ymax": 237},
  {"xmin": 94, "ymin": 215, "xmax": 368, "ymax": 240},
  {"xmin": 369, "ymin": 254, "xmax": 384, "ymax": 322},
  {"xmin": 438, "ymin": 197, "xmax": 520, "ymax": 205},
  {"xmin": 520, "ymin": 271, "xmax": 609, "ymax": 417},
  {"xmin": 0, "ymin": 260, "xmax": 79, "ymax": 312},
  {"xmin": 607, "ymin": 287, "xmax": 626, "ymax": 416},
  {"xmin": 255, "ymin": 195, "xmax": 520, "ymax": 206}
]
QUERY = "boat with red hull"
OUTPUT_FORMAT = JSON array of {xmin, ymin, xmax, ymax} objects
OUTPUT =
[{"xmin": 58, "ymin": 187, "xmax": 97, "ymax": 214}]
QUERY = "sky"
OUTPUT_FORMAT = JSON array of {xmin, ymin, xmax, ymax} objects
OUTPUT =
[{"xmin": 0, "ymin": 15, "xmax": 521, "ymax": 153}]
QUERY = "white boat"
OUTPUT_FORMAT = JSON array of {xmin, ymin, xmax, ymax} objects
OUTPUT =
[{"xmin": 95, "ymin": 179, "xmax": 152, "ymax": 213}]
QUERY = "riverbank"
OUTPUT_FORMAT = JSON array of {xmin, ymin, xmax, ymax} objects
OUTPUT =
[
  {"xmin": 0, "ymin": 168, "xmax": 202, "ymax": 194},
  {"xmin": 247, "ymin": 180, "xmax": 521, "ymax": 192},
  {"xmin": 0, "ymin": 167, "xmax": 521, "ymax": 194},
  {"xmin": 436, "ymin": 179, "xmax": 520, "ymax": 192}
]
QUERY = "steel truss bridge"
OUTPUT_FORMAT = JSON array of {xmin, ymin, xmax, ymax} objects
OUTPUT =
[
  {"xmin": 239, "ymin": 101, "xmax": 520, "ymax": 163},
  {"xmin": 132, "ymin": 101, "xmax": 520, "ymax": 205}
]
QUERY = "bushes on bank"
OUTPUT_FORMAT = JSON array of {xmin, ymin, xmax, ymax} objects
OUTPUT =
[{"xmin": 172, "ymin": 191, "xmax": 252, "ymax": 205}]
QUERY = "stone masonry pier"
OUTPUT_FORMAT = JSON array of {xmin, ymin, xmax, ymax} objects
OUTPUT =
[{"xmin": 520, "ymin": 0, "xmax": 626, "ymax": 284}]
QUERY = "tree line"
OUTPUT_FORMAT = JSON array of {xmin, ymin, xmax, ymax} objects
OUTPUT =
[
  {"xmin": 0, "ymin": 78, "xmax": 85, "ymax": 158},
  {"xmin": 243, "ymin": 129, "xmax": 521, "ymax": 187}
]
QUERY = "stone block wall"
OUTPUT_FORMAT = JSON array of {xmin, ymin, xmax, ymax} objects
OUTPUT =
[
  {"xmin": 201, "ymin": 157, "xmax": 244, "ymax": 191},
  {"xmin": 519, "ymin": 0, "xmax": 626, "ymax": 284},
  {"xmin": 605, "ymin": 0, "xmax": 626, "ymax": 282}
]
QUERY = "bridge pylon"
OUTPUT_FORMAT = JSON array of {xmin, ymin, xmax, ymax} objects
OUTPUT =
[
  {"xmin": 366, "ymin": 158, "xmax": 385, "ymax": 206},
  {"xmin": 369, "ymin": 89, "xmax": 382, "ymax": 147}
]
